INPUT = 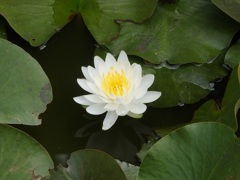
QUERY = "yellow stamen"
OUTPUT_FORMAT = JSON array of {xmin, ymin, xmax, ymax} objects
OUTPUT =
[{"xmin": 102, "ymin": 67, "xmax": 129, "ymax": 96}]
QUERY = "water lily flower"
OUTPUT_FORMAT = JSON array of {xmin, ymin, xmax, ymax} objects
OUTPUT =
[{"xmin": 74, "ymin": 50, "xmax": 161, "ymax": 130}]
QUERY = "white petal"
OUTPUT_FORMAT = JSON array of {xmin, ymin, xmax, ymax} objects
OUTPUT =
[
  {"xmin": 138, "ymin": 91, "xmax": 161, "ymax": 103},
  {"xmin": 141, "ymin": 74, "xmax": 154, "ymax": 89},
  {"xmin": 105, "ymin": 53, "xmax": 117, "ymax": 68},
  {"xmin": 77, "ymin": 79, "xmax": 93, "ymax": 93},
  {"xmin": 102, "ymin": 111, "xmax": 118, "ymax": 130},
  {"xmin": 86, "ymin": 81, "xmax": 102, "ymax": 95},
  {"xmin": 87, "ymin": 66, "xmax": 102, "ymax": 86},
  {"xmin": 116, "ymin": 104, "xmax": 129, "ymax": 116},
  {"xmin": 131, "ymin": 64, "xmax": 142, "ymax": 88},
  {"xmin": 132, "ymin": 63, "xmax": 142, "ymax": 77},
  {"xmin": 84, "ymin": 94, "xmax": 105, "ymax": 103},
  {"xmin": 94, "ymin": 56, "xmax": 104, "ymax": 69},
  {"xmin": 134, "ymin": 74, "xmax": 154, "ymax": 99},
  {"xmin": 86, "ymin": 103, "xmax": 106, "ymax": 115},
  {"xmin": 129, "ymin": 103, "xmax": 147, "ymax": 114},
  {"xmin": 117, "ymin": 51, "xmax": 131, "ymax": 67},
  {"xmin": 94, "ymin": 56, "xmax": 106, "ymax": 76},
  {"xmin": 81, "ymin": 66, "xmax": 92, "ymax": 81},
  {"xmin": 73, "ymin": 96, "xmax": 93, "ymax": 106},
  {"xmin": 104, "ymin": 103, "xmax": 118, "ymax": 111}
]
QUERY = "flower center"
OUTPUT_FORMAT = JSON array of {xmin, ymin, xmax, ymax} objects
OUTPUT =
[{"xmin": 102, "ymin": 67, "xmax": 129, "ymax": 96}]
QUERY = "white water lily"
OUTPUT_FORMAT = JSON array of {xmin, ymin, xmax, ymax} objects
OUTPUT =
[{"xmin": 74, "ymin": 50, "xmax": 161, "ymax": 130}]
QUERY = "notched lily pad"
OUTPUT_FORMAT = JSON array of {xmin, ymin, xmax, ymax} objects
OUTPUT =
[
  {"xmin": 0, "ymin": 124, "xmax": 54, "ymax": 179},
  {"xmin": 48, "ymin": 149, "xmax": 126, "ymax": 180},
  {"xmin": 0, "ymin": 0, "xmax": 79, "ymax": 46},
  {"xmin": 0, "ymin": 39, "xmax": 53, "ymax": 125},
  {"xmin": 79, "ymin": 0, "xmax": 158, "ymax": 44},
  {"xmin": 107, "ymin": 1, "xmax": 240, "ymax": 64}
]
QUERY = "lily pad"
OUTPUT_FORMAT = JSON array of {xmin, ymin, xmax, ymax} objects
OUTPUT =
[
  {"xmin": 106, "ymin": 1, "xmax": 240, "ymax": 64},
  {"xmin": 79, "ymin": 0, "xmax": 158, "ymax": 44},
  {"xmin": 48, "ymin": 149, "xmax": 126, "ymax": 180},
  {"xmin": 0, "ymin": 124, "xmax": 54, "ymax": 179},
  {"xmin": 137, "ymin": 122, "xmax": 240, "ymax": 179},
  {"xmin": 0, "ymin": 0, "xmax": 79, "ymax": 46},
  {"xmin": 137, "ymin": 52, "xmax": 228, "ymax": 107},
  {"xmin": 192, "ymin": 65, "xmax": 240, "ymax": 131},
  {"xmin": 225, "ymin": 39, "xmax": 240, "ymax": 68},
  {"xmin": 212, "ymin": 0, "xmax": 240, "ymax": 22},
  {"xmin": 0, "ymin": 38, "xmax": 52, "ymax": 125}
]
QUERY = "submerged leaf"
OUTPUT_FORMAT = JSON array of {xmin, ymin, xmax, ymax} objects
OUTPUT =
[
  {"xmin": 0, "ymin": 124, "xmax": 54, "ymax": 179},
  {"xmin": 116, "ymin": 160, "xmax": 139, "ymax": 180},
  {"xmin": 0, "ymin": 39, "xmax": 52, "ymax": 125},
  {"xmin": 138, "ymin": 122, "xmax": 240, "ymax": 179}
]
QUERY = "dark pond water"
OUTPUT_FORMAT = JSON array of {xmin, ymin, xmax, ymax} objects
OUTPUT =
[{"xmin": 6, "ymin": 15, "xmax": 240, "ymax": 165}]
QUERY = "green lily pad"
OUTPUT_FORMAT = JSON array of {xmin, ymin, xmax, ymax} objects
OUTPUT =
[
  {"xmin": 48, "ymin": 149, "xmax": 126, "ymax": 180},
  {"xmin": 137, "ymin": 122, "xmax": 240, "ymax": 179},
  {"xmin": 0, "ymin": 39, "xmax": 52, "ymax": 125},
  {"xmin": 0, "ymin": 0, "xmax": 79, "ymax": 46},
  {"xmin": 225, "ymin": 40, "xmax": 240, "ymax": 68},
  {"xmin": 212, "ymin": 0, "xmax": 240, "ymax": 22},
  {"xmin": 0, "ymin": 124, "xmax": 54, "ymax": 179},
  {"xmin": 79, "ymin": 0, "xmax": 158, "ymax": 44},
  {"xmin": 137, "ymin": 52, "xmax": 228, "ymax": 107},
  {"xmin": 106, "ymin": 1, "xmax": 240, "ymax": 64},
  {"xmin": 192, "ymin": 65, "xmax": 240, "ymax": 131}
]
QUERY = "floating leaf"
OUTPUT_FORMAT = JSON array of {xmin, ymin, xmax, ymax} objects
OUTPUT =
[
  {"xmin": 212, "ymin": 0, "xmax": 240, "ymax": 22},
  {"xmin": 136, "ymin": 52, "xmax": 228, "ymax": 107},
  {"xmin": 0, "ymin": 38, "xmax": 52, "ymax": 125},
  {"xmin": 0, "ymin": 0, "xmax": 79, "ymax": 46},
  {"xmin": 48, "ymin": 149, "xmax": 126, "ymax": 180},
  {"xmin": 192, "ymin": 65, "xmax": 240, "ymax": 131},
  {"xmin": 0, "ymin": 124, "xmax": 54, "ymax": 179},
  {"xmin": 79, "ymin": 0, "xmax": 158, "ymax": 44},
  {"xmin": 137, "ymin": 122, "xmax": 240, "ymax": 179},
  {"xmin": 106, "ymin": 1, "xmax": 240, "ymax": 64},
  {"xmin": 225, "ymin": 39, "xmax": 240, "ymax": 68}
]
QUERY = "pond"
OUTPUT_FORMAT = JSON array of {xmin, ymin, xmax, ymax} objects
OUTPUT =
[
  {"xmin": 1, "ymin": 1, "xmax": 240, "ymax": 179},
  {"xmin": 7, "ymin": 15, "xmax": 239, "ymax": 166}
]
